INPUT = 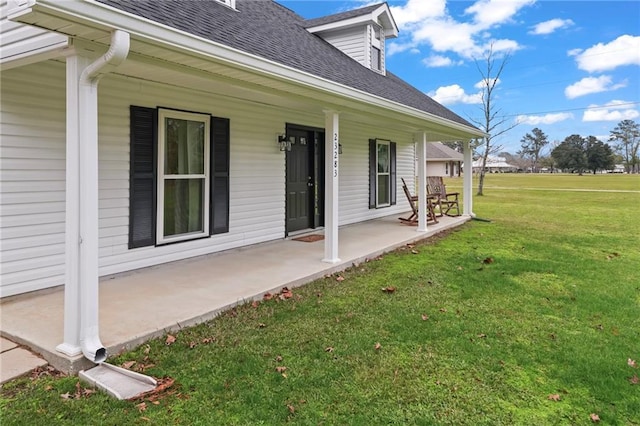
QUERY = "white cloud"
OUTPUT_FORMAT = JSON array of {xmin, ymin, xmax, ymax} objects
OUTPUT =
[
  {"xmin": 515, "ymin": 112, "xmax": 573, "ymax": 125},
  {"xmin": 564, "ymin": 75, "xmax": 627, "ymax": 99},
  {"xmin": 423, "ymin": 55, "xmax": 458, "ymax": 67},
  {"xmin": 464, "ymin": 0, "xmax": 536, "ymax": 29},
  {"xmin": 529, "ymin": 18, "xmax": 574, "ymax": 35},
  {"xmin": 388, "ymin": 0, "xmax": 534, "ymax": 61},
  {"xmin": 428, "ymin": 84, "xmax": 483, "ymax": 105},
  {"xmin": 583, "ymin": 100, "xmax": 640, "ymax": 122},
  {"xmin": 389, "ymin": 0, "xmax": 447, "ymax": 28},
  {"xmin": 573, "ymin": 35, "xmax": 640, "ymax": 72},
  {"xmin": 474, "ymin": 77, "xmax": 501, "ymax": 89}
]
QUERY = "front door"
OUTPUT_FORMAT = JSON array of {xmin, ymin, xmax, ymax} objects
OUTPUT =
[{"xmin": 286, "ymin": 126, "xmax": 324, "ymax": 234}]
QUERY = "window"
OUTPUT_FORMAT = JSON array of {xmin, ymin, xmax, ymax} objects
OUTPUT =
[
  {"xmin": 157, "ymin": 109, "xmax": 210, "ymax": 244},
  {"xmin": 129, "ymin": 106, "xmax": 230, "ymax": 249},
  {"xmin": 371, "ymin": 46, "xmax": 381, "ymax": 71},
  {"xmin": 376, "ymin": 141, "xmax": 390, "ymax": 206},
  {"xmin": 369, "ymin": 139, "xmax": 396, "ymax": 209}
]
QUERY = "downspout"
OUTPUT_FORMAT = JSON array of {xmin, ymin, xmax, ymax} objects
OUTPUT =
[{"xmin": 78, "ymin": 29, "xmax": 130, "ymax": 363}]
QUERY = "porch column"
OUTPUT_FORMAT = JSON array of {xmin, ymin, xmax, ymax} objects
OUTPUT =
[
  {"xmin": 57, "ymin": 53, "xmax": 91, "ymax": 356},
  {"xmin": 323, "ymin": 110, "xmax": 340, "ymax": 263},
  {"xmin": 416, "ymin": 132, "xmax": 428, "ymax": 232},
  {"xmin": 463, "ymin": 139, "xmax": 474, "ymax": 216}
]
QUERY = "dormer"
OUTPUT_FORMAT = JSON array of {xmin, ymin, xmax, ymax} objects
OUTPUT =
[{"xmin": 305, "ymin": 3, "xmax": 398, "ymax": 75}]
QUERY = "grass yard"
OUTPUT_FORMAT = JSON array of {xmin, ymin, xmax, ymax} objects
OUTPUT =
[{"xmin": 2, "ymin": 174, "xmax": 639, "ymax": 425}]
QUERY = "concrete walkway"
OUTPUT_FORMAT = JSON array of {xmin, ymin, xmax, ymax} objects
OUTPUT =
[{"xmin": 0, "ymin": 214, "xmax": 470, "ymax": 378}]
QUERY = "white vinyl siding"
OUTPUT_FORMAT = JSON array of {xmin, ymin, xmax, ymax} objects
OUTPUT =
[
  {"xmin": 0, "ymin": 60, "xmax": 67, "ymax": 297},
  {"xmin": 319, "ymin": 26, "xmax": 368, "ymax": 67},
  {"xmin": 337, "ymin": 121, "xmax": 414, "ymax": 225},
  {"xmin": 0, "ymin": 2, "xmax": 67, "ymax": 66},
  {"xmin": 1, "ymin": 59, "xmax": 416, "ymax": 297}
]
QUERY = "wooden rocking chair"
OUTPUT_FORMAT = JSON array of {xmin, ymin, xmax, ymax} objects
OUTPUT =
[
  {"xmin": 427, "ymin": 176, "xmax": 460, "ymax": 217},
  {"xmin": 399, "ymin": 178, "xmax": 438, "ymax": 225}
]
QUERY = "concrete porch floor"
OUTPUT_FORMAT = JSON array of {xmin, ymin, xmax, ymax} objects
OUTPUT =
[{"xmin": 0, "ymin": 214, "xmax": 470, "ymax": 376}]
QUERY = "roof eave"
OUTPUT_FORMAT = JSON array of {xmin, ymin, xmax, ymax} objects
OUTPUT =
[{"xmin": 9, "ymin": 0, "xmax": 481, "ymax": 138}]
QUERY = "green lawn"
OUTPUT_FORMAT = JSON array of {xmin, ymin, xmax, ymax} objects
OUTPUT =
[{"xmin": 2, "ymin": 174, "xmax": 639, "ymax": 425}]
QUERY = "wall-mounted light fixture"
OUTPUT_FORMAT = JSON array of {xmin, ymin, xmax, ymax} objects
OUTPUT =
[{"xmin": 277, "ymin": 134, "xmax": 291, "ymax": 152}]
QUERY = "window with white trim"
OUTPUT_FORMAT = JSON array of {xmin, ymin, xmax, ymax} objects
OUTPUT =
[
  {"xmin": 376, "ymin": 140, "xmax": 391, "ymax": 207},
  {"xmin": 157, "ymin": 109, "xmax": 210, "ymax": 244}
]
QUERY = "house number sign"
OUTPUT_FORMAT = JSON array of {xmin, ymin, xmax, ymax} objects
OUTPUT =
[{"xmin": 333, "ymin": 132, "xmax": 339, "ymax": 178}]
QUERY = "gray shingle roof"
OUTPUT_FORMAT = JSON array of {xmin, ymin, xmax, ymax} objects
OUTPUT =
[
  {"xmin": 304, "ymin": 3, "xmax": 384, "ymax": 28},
  {"xmin": 426, "ymin": 143, "xmax": 463, "ymax": 161},
  {"xmin": 98, "ymin": 0, "xmax": 476, "ymax": 130}
]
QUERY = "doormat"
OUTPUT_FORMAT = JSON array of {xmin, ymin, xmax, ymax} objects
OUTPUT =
[{"xmin": 292, "ymin": 234, "xmax": 324, "ymax": 242}]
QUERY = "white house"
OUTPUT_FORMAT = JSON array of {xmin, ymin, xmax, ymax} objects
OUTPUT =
[
  {"xmin": 426, "ymin": 142, "xmax": 464, "ymax": 177},
  {"xmin": 0, "ymin": 0, "xmax": 483, "ymax": 364},
  {"xmin": 472, "ymin": 156, "xmax": 518, "ymax": 173}
]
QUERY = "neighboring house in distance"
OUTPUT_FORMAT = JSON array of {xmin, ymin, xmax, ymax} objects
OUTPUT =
[
  {"xmin": 0, "ymin": 0, "xmax": 483, "ymax": 362},
  {"xmin": 425, "ymin": 142, "xmax": 463, "ymax": 177},
  {"xmin": 472, "ymin": 156, "xmax": 518, "ymax": 173}
]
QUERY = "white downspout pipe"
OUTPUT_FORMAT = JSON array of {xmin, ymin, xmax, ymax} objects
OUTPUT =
[{"xmin": 78, "ymin": 30, "xmax": 129, "ymax": 363}]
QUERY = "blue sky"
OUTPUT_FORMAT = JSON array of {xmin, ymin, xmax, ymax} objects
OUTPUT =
[{"xmin": 278, "ymin": 0, "xmax": 640, "ymax": 154}]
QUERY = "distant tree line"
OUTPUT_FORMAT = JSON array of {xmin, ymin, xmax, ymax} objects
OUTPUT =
[{"xmin": 508, "ymin": 120, "xmax": 639, "ymax": 174}]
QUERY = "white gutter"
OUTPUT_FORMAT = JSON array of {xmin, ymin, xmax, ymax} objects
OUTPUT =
[
  {"xmin": 78, "ymin": 29, "xmax": 129, "ymax": 363},
  {"xmin": 8, "ymin": 0, "xmax": 485, "ymax": 139}
]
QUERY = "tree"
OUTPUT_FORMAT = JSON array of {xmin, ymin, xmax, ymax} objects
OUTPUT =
[
  {"xmin": 585, "ymin": 136, "xmax": 615, "ymax": 174},
  {"xmin": 551, "ymin": 134, "xmax": 587, "ymax": 174},
  {"xmin": 518, "ymin": 127, "xmax": 548, "ymax": 173},
  {"xmin": 469, "ymin": 44, "xmax": 518, "ymax": 195},
  {"xmin": 609, "ymin": 120, "xmax": 640, "ymax": 173}
]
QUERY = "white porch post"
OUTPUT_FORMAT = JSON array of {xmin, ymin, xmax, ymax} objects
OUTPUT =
[
  {"xmin": 323, "ymin": 110, "xmax": 340, "ymax": 263},
  {"xmin": 416, "ymin": 132, "xmax": 428, "ymax": 232},
  {"xmin": 57, "ymin": 54, "xmax": 91, "ymax": 356},
  {"xmin": 463, "ymin": 139, "xmax": 474, "ymax": 216}
]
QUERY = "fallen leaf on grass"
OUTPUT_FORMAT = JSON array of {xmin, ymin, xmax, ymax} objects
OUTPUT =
[
  {"xmin": 325, "ymin": 347, "xmax": 334, "ymax": 353},
  {"xmin": 251, "ymin": 301, "xmax": 260, "ymax": 308},
  {"xmin": 483, "ymin": 257, "xmax": 494, "ymax": 264},
  {"xmin": 336, "ymin": 276, "xmax": 345, "ymax": 282},
  {"xmin": 381, "ymin": 286, "xmax": 396, "ymax": 293},
  {"xmin": 548, "ymin": 394, "xmax": 561, "ymax": 401},
  {"xmin": 258, "ymin": 323, "xmax": 266, "ymax": 328},
  {"xmin": 279, "ymin": 287, "xmax": 293, "ymax": 300},
  {"xmin": 275, "ymin": 366, "xmax": 287, "ymax": 373},
  {"xmin": 60, "ymin": 392, "xmax": 72, "ymax": 400},
  {"xmin": 275, "ymin": 355, "xmax": 283, "ymax": 362},
  {"xmin": 421, "ymin": 314, "xmax": 429, "ymax": 321},
  {"xmin": 628, "ymin": 358, "xmax": 637, "ymax": 368},
  {"xmin": 136, "ymin": 402, "xmax": 147, "ymax": 412},
  {"xmin": 590, "ymin": 413, "xmax": 600, "ymax": 422},
  {"xmin": 477, "ymin": 333, "xmax": 487, "ymax": 338},
  {"xmin": 165, "ymin": 335, "xmax": 176, "ymax": 346},
  {"xmin": 411, "ymin": 250, "xmax": 419, "ymax": 255},
  {"xmin": 439, "ymin": 308, "xmax": 447, "ymax": 313},
  {"xmin": 374, "ymin": 342, "xmax": 382, "ymax": 350},
  {"xmin": 122, "ymin": 360, "xmax": 136, "ymax": 369},
  {"xmin": 287, "ymin": 404, "xmax": 295, "ymax": 414},
  {"xmin": 263, "ymin": 292, "xmax": 273, "ymax": 301},
  {"xmin": 629, "ymin": 374, "xmax": 639, "ymax": 385}
]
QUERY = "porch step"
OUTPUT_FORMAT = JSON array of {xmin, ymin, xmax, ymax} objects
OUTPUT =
[
  {"xmin": 0, "ymin": 337, "xmax": 48, "ymax": 385},
  {"xmin": 79, "ymin": 362, "xmax": 156, "ymax": 400}
]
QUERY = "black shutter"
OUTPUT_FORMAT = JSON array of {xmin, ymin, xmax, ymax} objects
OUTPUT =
[
  {"xmin": 129, "ymin": 106, "xmax": 157, "ymax": 248},
  {"xmin": 390, "ymin": 142, "xmax": 396, "ymax": 205},
  {"xmin": 369, "ymin": 139, "xmax": 376, "ymax": 209},
  {"xmin": 211, "ymin": 117, "xmax": 230, "ymax": 234}
]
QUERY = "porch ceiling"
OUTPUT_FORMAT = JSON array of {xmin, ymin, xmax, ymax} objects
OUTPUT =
[{"xmin": 10, "ymin": 1, "xmax": 484, "ymax": 140}]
